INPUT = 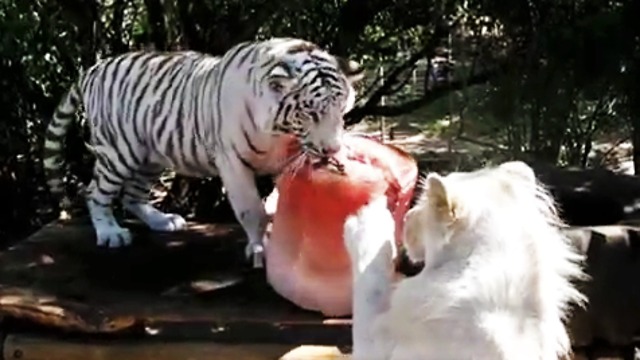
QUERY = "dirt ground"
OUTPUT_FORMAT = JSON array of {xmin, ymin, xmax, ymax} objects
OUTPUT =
[{"xmin": 351, "ymin": 118, "xmax": 636, "ymax": 175}]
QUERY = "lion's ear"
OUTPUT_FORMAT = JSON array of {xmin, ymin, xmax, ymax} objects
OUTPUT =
[
  {"xmin": 425, "ymin": 173, "xmax": 457, "ymax": 222},
  {"xmin": 402, "ymin": 207, "xmax": 425, "ymax": 262},
  {"xmin": 499, "ymin": 161, "xmax": 536, "ymax": 184},
  {"xmin": 425, "ymin": 173, "xmax": 449, "ymax": 209}
]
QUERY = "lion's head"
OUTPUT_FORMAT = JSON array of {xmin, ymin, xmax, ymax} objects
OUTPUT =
[{"xmin": 401, "ymin": 161, "xmax": 587, "ymax": 358}]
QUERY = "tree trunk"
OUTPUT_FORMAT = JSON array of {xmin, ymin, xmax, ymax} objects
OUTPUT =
[
  {"xmin": 108, "ymin": 0, "xmax": 130, "ymax": 54},
  {"xmin": 627, "ymin": 55, "xmax": 640, "ymax": 174},
  {"xmin": 143, "ymin": 0, "xmax": 168, "ymax": 50},
  {"xmin": 632, "ymin": 124, "xmax": 640, "ymax": 175}
]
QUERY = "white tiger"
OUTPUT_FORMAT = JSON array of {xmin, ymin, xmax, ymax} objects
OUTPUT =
[
  {"xmin": 344, "ymin": 161, "xmax": 587, "ymax": 360},
  {"xmin": 42, "ymin": 37, "xmax": 364, "ymax": 267}
]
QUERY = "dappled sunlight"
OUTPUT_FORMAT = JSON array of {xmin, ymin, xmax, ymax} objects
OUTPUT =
[
  {"xmin": 623, "ymin": 199, "xmax": 640, "ymax": 214},
  {"xmin": 26, "ymin": 253, "xmax": 56, "ymax": 269},
  {"xmin": 165, "ymin": 241, "xmax": 185, "ymax": 248},
  {"xmin": 573, "ymin": 181, "xmax": 593, "ymax": 192}
]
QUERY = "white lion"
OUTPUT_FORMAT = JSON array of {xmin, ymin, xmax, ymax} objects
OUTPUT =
[{"xmin": 344, "ymin": 161, "xmax": 587, "ymax": 360}]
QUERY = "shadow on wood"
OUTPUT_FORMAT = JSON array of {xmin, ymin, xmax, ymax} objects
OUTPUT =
[
  {"xmin": 527, "ymin": 162, "xmax": 640, "ymax": 226},
  {"xmin": 564, "ymin": 225, "xmax": 640, "ymax": 359}
]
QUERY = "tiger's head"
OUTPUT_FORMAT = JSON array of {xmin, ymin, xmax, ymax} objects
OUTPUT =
[{"xmin": 266, "ymin": 41, "xmax": 364, "ymax": 158}]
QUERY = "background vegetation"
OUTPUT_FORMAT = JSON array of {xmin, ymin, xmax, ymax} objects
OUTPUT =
[{"xmin": 0, "ymin": 0, "xmax": 638, "ymax": 243}]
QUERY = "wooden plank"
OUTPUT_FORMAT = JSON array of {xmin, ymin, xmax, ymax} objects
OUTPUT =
[
  {"xmin": 0, "ymin": 334, "xmax": 629, "ymax": 360},
  {"xmin": 8, "ymin": 216, "xmax": 640, "ymax": 354},
  {"xmin": 2, "ymin": 334, "xmax": 352, "ymax": 360},
  {"xmin": 0, "ymin": 218, "xmax": 348, "ymax": 342}
]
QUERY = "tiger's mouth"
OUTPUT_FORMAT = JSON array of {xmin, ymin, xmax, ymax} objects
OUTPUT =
[
  {"xmin": 311, "ymin": 156, "xmax": 345, "ymax": 174},
  {"xmin": 299, "ymin": 139, "xmax": 346, "ymax": 175}
]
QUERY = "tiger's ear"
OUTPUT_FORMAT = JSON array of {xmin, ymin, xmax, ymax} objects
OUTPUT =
[
  {"xmin": 267, "ymin": 61, "xmax": 298, "ymax": 94},
  {"xmin": 336, "ymin": 56, "xmax": 365, "ymax": 84}
]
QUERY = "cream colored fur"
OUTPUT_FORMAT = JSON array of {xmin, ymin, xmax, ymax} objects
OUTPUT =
[{"xmin": 344, "ymin": 161, "xmax": 587, "ymax": 360}]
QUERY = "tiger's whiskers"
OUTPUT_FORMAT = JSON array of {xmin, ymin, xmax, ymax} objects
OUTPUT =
[{"xmin": 286, "ymin": 152, "xmax": 309, "ymax": 178}]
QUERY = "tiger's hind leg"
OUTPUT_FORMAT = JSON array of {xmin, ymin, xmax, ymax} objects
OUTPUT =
[
  {"xmin": 86, "ymin": 157, "xmax": 132, "ymax": 248},
  {"xmin": 122, "ymin": 170, "xmax": 187, "ymax": 232}
]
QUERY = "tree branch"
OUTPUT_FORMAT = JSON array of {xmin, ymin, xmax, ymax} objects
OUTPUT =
[
  {"xmin": 348, "ymin": 63, "xmax": 505, "ymax": 120},
  {"xmin": 345, "ymin": 24, "xmax": 450, "ymax": 125},
  {"xmin": 348, "ymin": 45, "xmax": 430, "ymax": 121},
  {"xmin": 386, "ymin": 66, "xmax": 418, "ymax": 95},
  {"xmin": 457, "ymin": 135, "xmax": 509, "ymax": 152}
]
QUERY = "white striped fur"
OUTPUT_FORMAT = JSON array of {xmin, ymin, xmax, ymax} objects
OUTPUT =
[{"xmin": 43, "ymin": 37, "xmax": 364, "ymax": 266}]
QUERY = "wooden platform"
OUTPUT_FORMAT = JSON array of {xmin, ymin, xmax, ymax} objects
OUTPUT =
[
  {"xmin": 0, "ymin": 218, "xmax": 352, "ymax": 359},
  {"xmin": 4, "ymin": 219, "xmax": 640, "ymax": 359}
]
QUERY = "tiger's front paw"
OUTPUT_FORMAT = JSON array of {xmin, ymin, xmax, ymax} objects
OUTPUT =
[
  {"xmin": 147, "ymin": 213, "xmax": 187, "ymax": 232},
  {"xmin": 95, "ymin": 223, "xmax": 132, "ymax": 248},
  {"xmin": 123, "ymin": 201, "xmax": 187, "ymax": 232},
  {"xmin": 245, "ymin": 241, "xmax": 265, "ymax": 269}
]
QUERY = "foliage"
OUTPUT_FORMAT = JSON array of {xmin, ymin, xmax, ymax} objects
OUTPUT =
[{"xmin": 0, "ymin": 0, "xmax": 637, "ymax": 242}]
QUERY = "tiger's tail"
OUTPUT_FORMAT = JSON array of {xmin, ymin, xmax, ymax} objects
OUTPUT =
[{"xmin": 42, "ymin": 83, "xmax": 82, "ymax": 220}]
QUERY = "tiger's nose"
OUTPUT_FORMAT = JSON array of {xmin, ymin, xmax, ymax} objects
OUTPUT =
[{"xmin": 321, "ymin": 144, "xmax": 341, "ymax": 156}]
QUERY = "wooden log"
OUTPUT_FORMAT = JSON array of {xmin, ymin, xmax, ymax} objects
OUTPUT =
[{"xmin": 1, "ymin": 334, "xmax": 352, "ymax": 360}]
